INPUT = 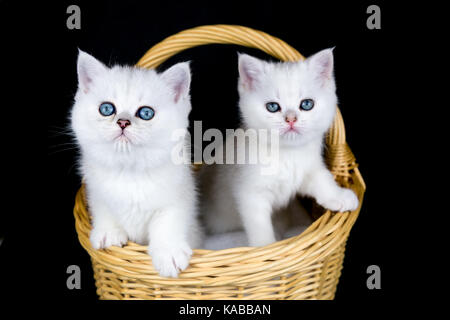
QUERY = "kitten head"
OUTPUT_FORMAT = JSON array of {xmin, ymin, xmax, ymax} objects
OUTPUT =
[
  {"xmin": 237, "ymin": 48, "xmax": 337, "ymax": 147},
  {"xmin": 71, "ymin": 50, "xmax": 191, "ymax": 166}
]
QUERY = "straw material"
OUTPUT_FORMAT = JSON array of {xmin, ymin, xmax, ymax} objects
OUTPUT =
[{"xmin": 73, "ymin": 25, "xmax": 365, "ymax": 300}]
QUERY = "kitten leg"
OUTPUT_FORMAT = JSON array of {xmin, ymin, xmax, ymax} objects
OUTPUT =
[
  {"xmin": 89, "ymin": 202, "xmax": 128, "ymax": 249},
  {"xmin": 237, "ymin": 195, "xmax": 276, "ymax": 247},
  {"xmin": 301, "ymin": 167, "xmax": 359, "ymax": 212},
  {"xmin": 148, "ymin": 207, "xmax": 194, "ymax": 278}
]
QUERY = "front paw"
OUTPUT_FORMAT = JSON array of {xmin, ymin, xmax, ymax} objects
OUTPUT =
[
  {"xmin": 319, "ymin": 188, "xmax": 359, "ymax": 212},
  {"xmin": 149, "ymin": 241, "xmax": 193, "ymax": 278},
  {"xmin": 90, "ymin": 226, "xmax": 128, "ymax": 250}
]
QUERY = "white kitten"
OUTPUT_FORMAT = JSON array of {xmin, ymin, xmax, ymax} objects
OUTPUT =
[
  {"xmin": 71, "ymin": 50, "xmax": 201, "ymax": 277},
  {"xmin": 202, "ymin": 49, "xmax": 358, "ymax": 246}
]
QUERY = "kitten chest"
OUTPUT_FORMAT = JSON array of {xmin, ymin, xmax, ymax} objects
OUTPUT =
[
  {"xmin": 264, "ymin": 150, "xmax": 317, "ymax": 208},
  {"xmin": 86, "ymin": 165, "xmax": 175, "ymax": 215}
]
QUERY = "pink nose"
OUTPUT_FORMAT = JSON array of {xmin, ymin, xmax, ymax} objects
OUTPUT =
[
  {"xmin": 285, "ymin": 115, "xmax": 297, "ymax": 125},
  {"xmin": 117, "ymin": 119, "xmax": 131, "ymax": 129}
]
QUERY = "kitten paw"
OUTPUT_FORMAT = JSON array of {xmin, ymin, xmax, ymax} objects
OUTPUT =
[
  {"xmin": 319, "ymin": 188, "xmax": 359, "ymax": 212},
  {"xmin": 149, "ymin": 241, "xmax": 192, "ymax": 278},
  {"xmin": 90, "ymin": 226, "xmax": 128, "ymax": 249}
]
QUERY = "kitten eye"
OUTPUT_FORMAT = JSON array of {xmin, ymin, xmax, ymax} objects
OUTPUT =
[
  {"xmin": 300, "ymin": 99, "xmax": 314, "ymax": 111},
  {"xmin": 136, "ymin": 106, "xmax": 155, "ymax": 120},
  {"xmin": 266, "ymin": 102, "xmax": 281, "ymax": 113},
  {"xmin": 99, "ymin": 102, "xmax": 116, "ymax": 116}
]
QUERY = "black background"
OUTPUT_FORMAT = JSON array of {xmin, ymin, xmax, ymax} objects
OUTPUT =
[{"xmin": 0, "ymin": 0, "xmax": 407, "ymax": 311}]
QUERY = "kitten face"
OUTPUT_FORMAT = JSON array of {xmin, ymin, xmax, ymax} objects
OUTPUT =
[
  {"xmin": 71, "ymin": 50, "xmax": 191, "ymax": 164},
  {"xmin": 238, "ymin": 49, "xmax": 337, "ymax": 147}
]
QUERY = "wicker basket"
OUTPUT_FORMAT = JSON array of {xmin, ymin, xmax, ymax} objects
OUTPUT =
[{"xmin": 73, "ymin": 25, "xmax": 366, "ymax": 300}]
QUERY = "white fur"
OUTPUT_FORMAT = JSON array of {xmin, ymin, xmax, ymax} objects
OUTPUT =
[
  {"xmin": 71, "ymin": 50, "xmax": 201, "ymax": 277},
  {"xmin": 202, "ymin": 198, "xmax": 313, "ymax": 250},
  {"xmin": 202, "ymin": 49, "xmax": 358, "ymax": 247}
]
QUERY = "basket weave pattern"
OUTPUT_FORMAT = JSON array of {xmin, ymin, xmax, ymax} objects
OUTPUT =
[{"xmin": 73, "ymin": 25, "xmax": 365, "ymax": 300}]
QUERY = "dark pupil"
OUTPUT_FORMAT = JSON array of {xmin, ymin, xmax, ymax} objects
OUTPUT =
[
  {"xmin": 100, "ymin": 103, "xmax": 114, "ymax": 116},
  {"xmin": 267, "ymin": 103, "xmax": 279, "ymax": 112},
  {"xmin": 139, "ymin": 107, "xmax": 154, "ymax": 120},
  {"xmin": 301, "ymin": 99, "xmax": 313, "ymax": 110}
]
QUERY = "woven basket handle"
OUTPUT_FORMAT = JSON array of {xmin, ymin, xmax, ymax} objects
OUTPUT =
[{"xmin": 137, "ymin": 24, "xmax": 354, "ymax": 176}]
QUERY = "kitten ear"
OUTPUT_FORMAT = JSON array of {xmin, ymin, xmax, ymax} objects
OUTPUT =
[
  {"xmin": 160, "ymin": 62, "xmax": 191, "ymax": 103},
  {"xmin": 238, "ymin": 53, "xmax": 264, "ymax": 90},
  {"xmin": 307, "ymin": 48, "xmax": 335, "ymax": 86},
  {"xmin": 77, "ymin": 49, "xmax": 108, "ymax": 94}
]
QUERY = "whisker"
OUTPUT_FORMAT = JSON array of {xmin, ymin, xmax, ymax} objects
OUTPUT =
[
  {"xmin": 47, "ymin": 131, "xmax": 73, "ymax": 138},
  {"xmin": 48, "ymin": 142, "xmax": 78, "ymax": 149},
  {"xmin": 48, "ymin": 125, "xmax": 73, "ymax": 135},
  {"xmin": 67, "ymin": 162, "xmax": 78, "ymax": 175},
  {"xmin": 47, "ymin": 146, "xmax": 79, "ymax": 156}
]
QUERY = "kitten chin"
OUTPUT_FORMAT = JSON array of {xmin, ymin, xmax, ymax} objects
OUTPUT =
[{"xmin": 71, "ymin": 50, "xmax": 201, "ymax": 278}]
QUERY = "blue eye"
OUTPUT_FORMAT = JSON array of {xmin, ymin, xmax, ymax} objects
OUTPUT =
[
  {"xmin": 266, "ymin": 102, "xmax": 281, "ymax": 113},
  {"xmin": 136, "ymin": 106, "xmax": 155, "ymax": 120},
  {"xmin": 300, "ymin": 99, "xmax": 314, "ymax": 111},
  {"xmin": 99, "ymin": 102, "xmax": 116, "ymax": 116}
]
